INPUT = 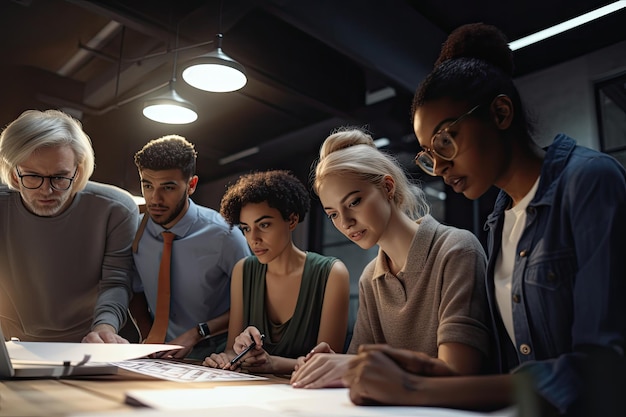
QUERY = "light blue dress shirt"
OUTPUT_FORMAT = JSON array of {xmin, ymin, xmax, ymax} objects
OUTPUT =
[{"xmin": 133, "ymin": 199, "xmax": 250, "ymax": 341}]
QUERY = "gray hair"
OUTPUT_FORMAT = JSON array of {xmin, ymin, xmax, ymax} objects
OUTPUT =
[{"xmin": 0, "ymin": 109, "xmax": 95, "ymax": 191}]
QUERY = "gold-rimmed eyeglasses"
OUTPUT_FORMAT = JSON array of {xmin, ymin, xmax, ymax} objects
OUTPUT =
[
  {"xmin": 16, "ymin": 167, "xmax": 78, "ymax": 191},
  {"xmin": 414, "ymin": 104, "xmax": 481, "ymax": 176}
]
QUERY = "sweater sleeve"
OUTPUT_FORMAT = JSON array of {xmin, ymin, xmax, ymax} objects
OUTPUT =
[
  {"xmin": 347, "ymin": 259, "xmax": 377, "ymax": 354},
  {"xmin": 92, "ymin": 190, "xmax": 139, "ymax": 332},
  {"xmin": 436, "ymin": 229, "xmax": 490, "ymax": 357}
]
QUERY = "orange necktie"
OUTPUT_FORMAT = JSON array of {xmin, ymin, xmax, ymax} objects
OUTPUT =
[{"xmin": 144, "ymin": 231, "xmax": 175, "ymax": 344}]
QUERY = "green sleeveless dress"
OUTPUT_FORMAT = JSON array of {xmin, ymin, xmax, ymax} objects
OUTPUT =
[{"xmin": 242, "ymin": 252, "xmax": 337, "ymax": 358}]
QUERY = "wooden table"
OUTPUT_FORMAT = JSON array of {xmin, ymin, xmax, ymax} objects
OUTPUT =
[{"xmin": 0, "ymin": 370, "xmax": 290, "ymax": 416}]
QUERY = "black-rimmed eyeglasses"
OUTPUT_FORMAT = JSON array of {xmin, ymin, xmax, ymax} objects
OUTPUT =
[
  {"xmin": 414, "ymin": 104, "xmax": 481, "ymax": 176},
  {"xmin": 16, "ymin": 167, "xmax": 78, "ymax": 191}
]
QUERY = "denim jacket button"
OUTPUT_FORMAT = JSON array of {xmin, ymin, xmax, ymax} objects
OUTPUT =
[
  {"xmin": 512, "ymin": 294, "xmax": 521, "ymax": 303},
  {"xmin": 519, "ymin": 249, "xmax": 528, "ymax": 257},
  {"xmin": 519, "ymin": 344, "xmax": 531, "ymax": 355}
]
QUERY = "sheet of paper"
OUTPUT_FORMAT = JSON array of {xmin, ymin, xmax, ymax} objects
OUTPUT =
[
  {"xmin": 121, "ymin": 384, "xmax": 518, "ymax": 416},
  {"xmin": 6, "ymin": 341, "xmax": 182, "ymax": 364},
  {"xmin": 112, "ymin": 358, "xmax": 267, "ymax": 383},
  {"xmin": 71, "ymin": 406, "xmax": 279, "ymax": 417}
]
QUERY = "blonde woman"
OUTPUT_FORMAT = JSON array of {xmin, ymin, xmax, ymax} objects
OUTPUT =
[{"xmin": 290, "ymin": 127, "xmax": 490, "ymax": 388}]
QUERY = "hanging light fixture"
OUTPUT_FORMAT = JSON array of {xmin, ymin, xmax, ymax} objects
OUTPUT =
[
  {"xmin": 143, "ymin": 80, "xmax": 198, "ymax": 124},
  {"xmin": 143, "ymin": 25, "xmax": 198, "ymax": 124},
  {"xmin": 182, "ymin": 0, "xmax": 247, "ymax": 92}
]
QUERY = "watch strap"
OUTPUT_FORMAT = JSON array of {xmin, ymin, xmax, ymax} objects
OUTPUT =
[{"xmin": 197, "ymin": 322, "xmax": 211, "ymax": 338}]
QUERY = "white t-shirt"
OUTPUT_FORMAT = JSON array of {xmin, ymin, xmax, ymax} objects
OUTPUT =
[{"xmin": 494, "ymin": 177, "xmax": 540, "ymax": 346}]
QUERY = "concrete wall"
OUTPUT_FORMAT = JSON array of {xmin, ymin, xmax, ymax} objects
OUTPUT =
[{"xmin": 515, "ymin": 40, "xmax": 626, "ymax": 149}]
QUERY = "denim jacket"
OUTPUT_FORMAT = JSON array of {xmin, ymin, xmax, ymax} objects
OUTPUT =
[{"xmin": 484, "ymin": 134, "xmax": 626, "ymax": 415}]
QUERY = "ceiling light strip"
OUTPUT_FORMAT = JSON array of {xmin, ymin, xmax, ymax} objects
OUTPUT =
[
  {"xmin": 509, "ymin": 1, "xmax": 626, "ymax": 51},
  {"xmin": 218, "ymin": 147, "xmax": 260, "ymax": 165}
]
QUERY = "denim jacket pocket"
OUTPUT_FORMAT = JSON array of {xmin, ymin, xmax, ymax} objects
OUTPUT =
[
  {"xmin": 524, "ymin": 248, "xmax": 576, "ymax": 290},
  {"xmin": 522, "ymin": 248, "xmax": 576, "ymax": 357}
]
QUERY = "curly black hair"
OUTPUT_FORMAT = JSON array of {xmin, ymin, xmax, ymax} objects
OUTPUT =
[
  {"xmin": 220, "ymin": 170, "xmax": 310, "ymax": 226},
  {"xmin": 134, "ymin": 134, "xmax": 197, "ymax": 178}
]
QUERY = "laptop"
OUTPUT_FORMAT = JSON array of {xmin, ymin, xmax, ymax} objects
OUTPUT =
[{"xmin": 0, "ymin": 326, "xmax": 118, "ymax": 379}]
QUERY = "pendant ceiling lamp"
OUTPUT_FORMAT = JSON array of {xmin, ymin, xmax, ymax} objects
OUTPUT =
[
  {"xmin": 143, "ymin": 26, "xmax": 198, "ymax": 124},
  {"xmin": 143, "ymin": 80, "xmax": 198, "ymax": 124},
  {"xmin": 182, "ymin": 1, "xmax": 247, "ymax": 92}
]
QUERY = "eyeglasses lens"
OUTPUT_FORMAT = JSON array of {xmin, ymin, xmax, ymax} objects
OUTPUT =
[
  {"xmin": 433, "ymin": 131, "xmax": 456, "ymax": 159},
  {"xmin": 21, "ymin": 175, "xmax": 72, "ymax": 190}
]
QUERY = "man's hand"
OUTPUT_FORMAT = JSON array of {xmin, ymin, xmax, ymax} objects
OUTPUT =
[
  {"xmin": 149, "ymin": 327, "xmax": 197, "ymax": 359},
  {"xmin": 82, "ymin": 324, "xmax": 129, "ymax": 343}
]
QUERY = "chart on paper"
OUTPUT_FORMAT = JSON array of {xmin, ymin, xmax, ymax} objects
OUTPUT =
[{"xmin": 111, "ymin": 359, "xmax": 268, "ymax": 382}]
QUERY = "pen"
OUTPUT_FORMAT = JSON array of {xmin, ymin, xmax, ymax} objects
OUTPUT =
[{"xmin": 229, "ymin": 334, "xmax": 265, "ymax": 366}]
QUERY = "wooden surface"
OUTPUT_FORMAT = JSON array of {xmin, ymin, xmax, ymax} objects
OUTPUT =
[{"xmin": 0, "ymin": 370, "xmax": 290, "ymax": 416}]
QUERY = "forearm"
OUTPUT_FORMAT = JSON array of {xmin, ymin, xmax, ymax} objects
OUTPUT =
[
  {"xmin": 92, "ymin": 286, "xmax": 130, "ymax": 332},
  {"xmin": 91, "ymin": 323, "xmax": 117, "ymax": 334},
  {"xmin": 205, "ymin": 310, "xmax": 229, "ymax": 336},
  {"xmin": 413, "ymin": 374, "xmax": 514, "ymax": 410},
  {"xmin": 268, "ymin": 355, "xmax": 298, "ymax": 375}
]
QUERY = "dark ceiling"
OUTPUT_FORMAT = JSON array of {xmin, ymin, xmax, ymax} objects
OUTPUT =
[{"xmin": 2, "ymin": 0, "xmax": 625, "ymax": 196}]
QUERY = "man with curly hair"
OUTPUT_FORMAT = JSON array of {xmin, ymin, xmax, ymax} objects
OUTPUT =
[{"xmin": 131, "ymin": 135, "xmax": 250, "ymax": 359}]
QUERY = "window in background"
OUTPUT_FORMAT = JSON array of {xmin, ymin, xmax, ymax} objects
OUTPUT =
[{"xmin": 595, "ymin": 71, "xmax": 626, "ymax": 168}]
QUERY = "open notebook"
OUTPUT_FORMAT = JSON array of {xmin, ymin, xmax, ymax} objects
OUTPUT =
[
  {"xmin": 0, "ymin": 326, "xmax": 185, "ymax": 379},
  {"xmin": 0, "ymin": 326, "xmax": 118, "ymax": 378}
]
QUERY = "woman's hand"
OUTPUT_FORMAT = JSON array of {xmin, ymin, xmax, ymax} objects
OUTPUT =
[
  {"xmin": 290, "ymin": 342, "xmax": 351, "ymax": 388},
  {"xmin": 233, "ymin": 326, "xmax": 265, "ymax": 358},
  {"xmin": 294, "ymin": 342, "xmax": 335, "ymax": 372},
  {"xmin": 343, "ymin": 345, "xmax": 457, "ymax": 406},
  {"xmin": 203, "ymin": 351, "xmax": 239, "ymax": 371}
]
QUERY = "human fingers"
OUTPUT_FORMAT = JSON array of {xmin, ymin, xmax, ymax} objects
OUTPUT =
[
  {"xmin": 344, "ymin": 350, "xmax": 409, "ymax": 405},
  {"xmin": 297, "ymin": 342, "xmax": 335, "ymax": 366},
  {"xmin": 372, "ymin": 345, "xmax": 455, "ymax": 376},
  {"xmin": 169, "ymin": 346, "xmax": 190, "ymax": 359},
  {"xmin": 293, "ymin": 355, "xmax": 306, "ymax": 372},
  {"xmin": 233, "ymin": 330, "xmax": 257, "ymax": 353},
  {"xmin": 81, "ymin": 332, "xmax": 103, "ymax": 343},
  {"xmin": 246, "ymin": 326, "xmax": 265, "ymax": 347},
  {"xmin": 203, "ymin": 352, "xmax": 228, "ymax": 368},
  {"xmin": 291, "ymin": 354, "xmax": 347, "ymax": 388},
  {"xmin": 104, "ymin": 333, "xmax": 130, "ymax": 344}
]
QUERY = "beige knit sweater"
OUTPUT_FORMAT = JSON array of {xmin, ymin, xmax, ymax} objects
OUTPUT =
[{"xmin": 347, "ymin": 215, "xmax": 490, "ymax": 358}]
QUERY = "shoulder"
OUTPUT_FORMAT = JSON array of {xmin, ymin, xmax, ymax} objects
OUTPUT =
[
  {"xmin": 193, "ymin": 203, "xmax": 235, "ymax": 232},
  {"xmin": 425, "ymin": 216, "xmax": 484, "ymax": 254},
  {"xmin": 80, "ymin": 181, "xmax": 138, "ymax": 215},
  {"xmin": 547, "ymin": 135, "xmax": 626, "ymax": 183},
  {"xmin": 567, "ymin": 147, "xmax": 625, "ymax": 181},
  {"xmin": 306, "ymin": 251, "xmax": 337, "ymax": 265},
  {"xmin": 359, "ymin": 256, "xmax": 379, "ymax": 283},
  {"xmin": 0, "ymin": 184, "xmax": 17, "ymax": 203}
]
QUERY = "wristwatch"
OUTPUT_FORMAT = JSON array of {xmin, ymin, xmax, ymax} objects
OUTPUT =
[{"xmin": 197, "ymin": 322, "xmax": 211, "ymax": 338}]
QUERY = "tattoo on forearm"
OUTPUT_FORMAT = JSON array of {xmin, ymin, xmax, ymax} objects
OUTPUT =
[{"xmin": 402, "ymin": 373, "xmax": 418, "ymax": 392}]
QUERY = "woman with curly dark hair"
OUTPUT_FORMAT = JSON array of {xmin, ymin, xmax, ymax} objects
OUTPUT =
[{"xmin": 203, "ymin": 170, "xmax": 350, "ymax": 375}]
